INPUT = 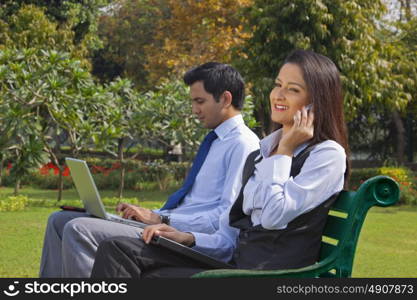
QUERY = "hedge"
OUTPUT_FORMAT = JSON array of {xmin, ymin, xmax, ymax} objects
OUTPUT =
[
  {"xmin": 1, "ymin": 158, "xmax": 189, "ymax": 192},
  {"xmin": 1, "ymin": 158, "xmax": 416, "ymax": 206},
  {"xmin": 349, "ymin": 166, "xmax": 417, "ymax": 205}
]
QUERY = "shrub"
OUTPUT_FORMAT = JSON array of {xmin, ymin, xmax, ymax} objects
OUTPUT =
[
  {"xmin": 349, "ymin": 168, "xmax": 380, "ymax": 190},
  {"xmin": 0, "ymin": 158, "xmax": 188, "ymax": 192},
  {"xmin": 378, "ymin": 167, "xmax": 412, "ymax": 187},
  {"xmin": 28, "ymin": 171, "xmax": 75, "ymax": 189},
  {"xmin": 399, "ymin": 185, "xmax": 417, "ymax": 206},
  {"xmin": 101, "ymin": 197, "xmax": 140, "ymax": 206},
  {"xmin": 133, "ymin": 181, "xmax": 159, "ymax": 191},
  {"xmin": 83, "ymin": 158, "xmax": 188, "ymax": 184},
  {"xmin": 0, "ymin": 195, "xmax": 28, "ymax": 211},
  {"xmin": 350, "ymin": 167, "xmax": 417, "ymax": 205},
  {"xmin": 377, "ymin": 167, "xmax": 415, "ymax": 205},
  {"xmin": 25, "ymin": 196, "xmax": 141, "ymax": 208}
]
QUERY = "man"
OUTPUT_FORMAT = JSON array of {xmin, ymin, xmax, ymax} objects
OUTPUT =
[{"xmin": 39, "ymin": 62, "xmax": 259, "ymax": 277}]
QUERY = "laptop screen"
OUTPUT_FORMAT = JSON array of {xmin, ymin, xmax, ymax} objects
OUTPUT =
[{"xmin": 65, "ymin": 157, "xmax": 107, "ymax": 219}]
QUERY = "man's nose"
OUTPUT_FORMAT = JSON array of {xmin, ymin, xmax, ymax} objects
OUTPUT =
[{"xmin": 192, "ymin": 104, "xmax": 200, "ymax": 115}]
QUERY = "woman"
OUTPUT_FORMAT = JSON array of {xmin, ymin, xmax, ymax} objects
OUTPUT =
[{"xmin": 90, "ymin": 49, "xmax": 350, "ymax": 278}]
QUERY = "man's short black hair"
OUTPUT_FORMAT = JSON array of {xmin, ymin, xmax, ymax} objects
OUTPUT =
[{"xmin": 183, "ymin": 62, "xmax": 245, "ymax": 110}]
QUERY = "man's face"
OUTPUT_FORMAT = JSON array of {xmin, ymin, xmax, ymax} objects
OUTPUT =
[{"xmin": 190, "ymin": 81, "xmax": 226, "ymax": 129}]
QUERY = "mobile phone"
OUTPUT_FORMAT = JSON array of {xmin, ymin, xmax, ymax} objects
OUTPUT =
[{"xmin": 305, "ymin": 104, "xmax": 313, "ymax": 111}]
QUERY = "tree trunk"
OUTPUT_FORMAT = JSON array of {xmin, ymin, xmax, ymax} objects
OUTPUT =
[
  {"xmin": 118, "ymin": 166, "xmax": 125, "ymax": 200},
  {"xmin": 392, "ymin": 110, "xmax": 406, "ymax": 165},
  {"xmin": 14, "ymin": 178, "xmax": 20, "ymax": 196},
  {"xmin": 57, "ymin": 169, "xmax": 63, "ymax": 201},
  {"xmin": 254, "ymin": 105, "xmax": 267, "ymax": 138},
  {"xmin": 401, "ymin": 0, "xmax": 412, "ymax": 21},
  {"xmin": 0, "ymin": 158, "xmax": 3, "ymax": 187},
  {"xmin": 47, "ymin": 152, "xmax": 64, "ymax": 201},
  {"xmin": 49, "ymin": 153, "xmax": 64, "ymax": 201},
  {"xmin": 53, "ymin": 128, "xmax": 63, "ymax": 201},
  {"xmin": 117, "ymin": 138, "xmax": 125, "ymax": 200},
  {"xmin": 406, "ymin": 112, "xmax": 413, "ymax": 162}
]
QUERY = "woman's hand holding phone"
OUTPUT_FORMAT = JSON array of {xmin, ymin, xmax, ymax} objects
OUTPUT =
[{"xmin": 275, "ymin": 105, "xmax": 314, "ymax": 157}]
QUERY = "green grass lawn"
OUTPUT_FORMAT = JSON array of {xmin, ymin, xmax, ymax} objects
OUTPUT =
[
  {"xmin": 352, "ymin": 206, "xmax": 417, "ymax": 277},
  {"xmin": 0, "ymin": 186, "xmax": 170, "ymax": 277},
  {"xmin": 0, "ymin": 187, "xmax": 416, "ymax": 277}
]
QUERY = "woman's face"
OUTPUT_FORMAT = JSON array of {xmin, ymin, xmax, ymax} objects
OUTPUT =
[{"xmin": 270, "ymin": 63, "xmax": 310, "ymax": 130}]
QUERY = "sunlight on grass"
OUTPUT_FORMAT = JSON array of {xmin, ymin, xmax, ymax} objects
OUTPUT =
[
  {"xmin": 352, "ymin": 206, "xmax": 417, "ymax": 278},
  {"xmin": 0, "ymin": 186, "xmax": 172, "ymax": 210},
  {"xmin": 0, "ymin": 186, "xmax": 173, "ymax": 202}
]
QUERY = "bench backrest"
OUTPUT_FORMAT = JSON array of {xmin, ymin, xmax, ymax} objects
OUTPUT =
[{"xmin": 318, "ymin": 175, "xmax": 400, "ymax": 277}]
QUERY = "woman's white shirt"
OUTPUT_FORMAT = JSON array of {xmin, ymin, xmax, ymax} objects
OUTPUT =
[{"xmin": 191, "ymin": 129, "xmax": 346, "ymax": 263}]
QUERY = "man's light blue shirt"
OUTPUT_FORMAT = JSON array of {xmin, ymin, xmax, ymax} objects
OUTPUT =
[{"xmin": 155, "ymin": 114, "xmax": 259, "ymax": 233}]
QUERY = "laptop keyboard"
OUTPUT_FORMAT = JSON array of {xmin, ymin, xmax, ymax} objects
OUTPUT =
[{"xmin": 107, "ymin": 213, "xmax": 146, "ymax": 229}]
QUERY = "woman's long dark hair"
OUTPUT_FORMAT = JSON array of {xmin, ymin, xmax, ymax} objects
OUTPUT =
[{"xmin": 283, "ymin": 49, "xmax": 350, "ymax": 185}]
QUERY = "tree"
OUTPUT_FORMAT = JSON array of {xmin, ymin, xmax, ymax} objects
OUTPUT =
[
  {"xmin": 93, "ymin": 0, "xmax": 252, "ymax": 89},
  {"xmin": 8, "ymin": 135, "xmax": 46, "ymax": 195},
  {"xmin": 0, "ymin": 49, "xmax": 48, "ymax": 194},
  {"xmin": 96, "ymin": 78, "xmax": 142, "ymax": 199},
  {"xmin": 134, "ymin": 79, "xmax": 257, "ymax": 155},
  {"xmin": 134, "ymin": 80, "xmax": 206, "ymax": 153},
  {"xmin": 0, "ymin": 0, "xmax": 110, "ymax": 54},
  {"xmin": 348, "ymin": 0, "xmax": 417, "ymax": 162},
  {"xmin": 235, "ymin": 0, "xmax": 411, "ymax": 138},
  {"xmin": 0, "ymin": 4, "xmax": 93, "ymax": 69},
  {"xmin": 0, "ymin": 3, "xmax": 122, "ymax": 198},
  {"xmin": 92, "ymin": 0, "xmax": 166, "ymax": 87},
  {"xmin": 144, "ymin": 0, "xmax": 252, "ymax": 85},
  {"xmin": 385, "ymin": 0, "xmax": 417, "ymax": 163},
  {"xmin": 0, "ymin": 46, "xmax": 114, "ymax": 199}
]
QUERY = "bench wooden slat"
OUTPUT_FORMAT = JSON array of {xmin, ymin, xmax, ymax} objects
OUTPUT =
[{"xmin": 322, "ymin": 215, "xmax": 348, "ymax": 240}]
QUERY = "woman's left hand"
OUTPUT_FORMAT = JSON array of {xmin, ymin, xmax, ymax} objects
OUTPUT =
[
  {"xmin": 275, "ymin": 106, "xmax": 314, "ymax": 156},
  {"xmin": 142, "ymin": 224, "xmax": 195, "ymax": 246}
]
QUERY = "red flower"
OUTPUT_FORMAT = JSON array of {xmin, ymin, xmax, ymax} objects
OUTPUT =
[
  {"xmin": 46, "ymin": 162, "xmax": 55, "ymax": 169},
  {"xmin": 7, "ymin": 162, "xmax": 12, "ymax": 170},
  {"xmin": 39, "ymin": 165, "xmax": 50, "ymax": 175},
  {"xmin": 111, "ymin": 162, "xmax": 121, "ymax": 170},
  {"xmin": 53, "ymin": 166, "xmax": 60, "ymax": 175},
  {"xmin": 62, "ymin": 166, "xmax": 70, "ymax": 177},
  {"xmin": 92, "ymin": 165, "xmax": 105, "ymax": 173}
]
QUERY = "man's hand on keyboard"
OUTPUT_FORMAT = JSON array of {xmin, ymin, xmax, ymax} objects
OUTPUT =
[{"xmin": 116, "ymin": 203, "xmax": 162, "ymax": 225}]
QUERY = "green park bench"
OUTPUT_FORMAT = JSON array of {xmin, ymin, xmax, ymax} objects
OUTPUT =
[{"xmin": 192, "ymin": 175, "xmax": 400, "ymax": 278}]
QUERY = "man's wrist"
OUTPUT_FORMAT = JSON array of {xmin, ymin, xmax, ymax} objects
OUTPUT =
[
  {"xmin": 184, "ymin": 232, "xmax": 195, "ymax": 247},
  {"xmin": 160, "ymin": 214, "xmax": 170, "ymax": 225}
]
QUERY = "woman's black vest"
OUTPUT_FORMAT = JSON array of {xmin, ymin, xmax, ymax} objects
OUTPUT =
[{"xmin": 228, "ymin": 147, "xmax": 338, "ymax": 270}]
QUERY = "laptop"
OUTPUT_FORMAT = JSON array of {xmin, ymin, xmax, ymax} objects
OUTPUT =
[
  {"xmin": 150, "ymin": 233, "xmax": 233, "ymax": 269},
  {"xmin": 66, "ymin": 157, "xmax": 232, "ymax": 269},
  {"xmin": 65, "ymin": 157, "xmax": 147, "ymax": 228}
]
